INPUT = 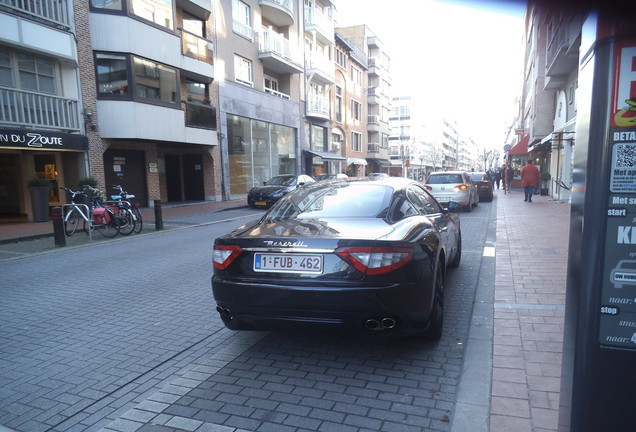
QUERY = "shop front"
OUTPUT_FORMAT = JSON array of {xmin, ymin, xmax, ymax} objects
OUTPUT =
[{"xmin": 0, "ymin": 128, "xmax": 87, "ymax": 222}]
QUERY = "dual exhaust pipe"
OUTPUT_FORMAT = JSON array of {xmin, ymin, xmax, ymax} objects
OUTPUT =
[
  {"xmin": 364, "ymin": 317, "xmax": 397, "ymax": 331},
  {"xmin": 216, "ymin": 306, "xmax": 232, "ymax": 319}
]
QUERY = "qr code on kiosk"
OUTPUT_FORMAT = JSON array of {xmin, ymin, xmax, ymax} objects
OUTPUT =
[{"xmin": 615, "ymin": 144, "xmax": 636, "ymax": 167}]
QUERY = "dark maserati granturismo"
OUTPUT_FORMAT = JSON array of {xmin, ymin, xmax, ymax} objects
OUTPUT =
[{"xmin": 212, "ymin": 177, "xmax": 462, "ymax": 339}]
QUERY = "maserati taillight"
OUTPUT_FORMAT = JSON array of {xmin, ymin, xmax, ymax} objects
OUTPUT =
[
  {"xmin": 213, "ymin": 245, "xmax": 243, "ymax": 270},
  {"xmin": 335, "ymin": 246, "xmax": 413, "ymax": 275}
]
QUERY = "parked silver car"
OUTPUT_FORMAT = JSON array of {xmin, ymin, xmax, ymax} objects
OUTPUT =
[{"xmin": 423, "ymin": 171, "xmax": 479, "ymax": 211}]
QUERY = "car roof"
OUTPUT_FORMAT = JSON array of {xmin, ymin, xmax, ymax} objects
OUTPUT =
[{"xmin": 429, "ymin": 171, "xmax": 466, "ymax": 175}]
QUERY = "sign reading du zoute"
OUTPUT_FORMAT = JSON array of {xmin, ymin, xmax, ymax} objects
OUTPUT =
[{"xmin": 0, "ymin": 129, "xmax": 87, "ymax": 151}]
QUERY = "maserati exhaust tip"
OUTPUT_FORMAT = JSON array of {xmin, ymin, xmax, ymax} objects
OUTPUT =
[
  {"xmin": 216, "ymin": 306, "xmax": 232, "ymax": 319},
  {"xmin": 364, "ymin": 319, "xmax": 381, "ymax": 330},
  {"xmin": 381, "ymin": 317, "xmax": 397, "ymax": 329}
]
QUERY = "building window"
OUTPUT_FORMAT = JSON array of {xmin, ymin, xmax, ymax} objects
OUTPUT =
[
  {"xmin": 133, "ymin": 57, "xmax": 177, "ymax": 102},
  {"xmin": 186, "ymin": 80, "xmax": 207, "ymax": 103},
  {"xmin": 96, "ymin": 53, "xmax": 129, "ymax": 95},
  {"xmin": 234, "ymin": 55, "xmax": 253, "ymax": 87},
  {"xmin": 130, "ymin": 0, "xmax": 174, "ymax": 29},
  {"xmin": 14, "ymin": 52, "xmax": 56, "ymax": 94},
  {"xmin": 91, "ymin": 0, "xmax": 174, "ymax": 30},
  {"xmin": 95, "ymin": 52, "xmax": 178, "ymax": 104},
  {"xmin": 351, "ymin": 99, "xmax": 361, "ymax": 121},
  {"xmin": 335, "ymin": 47, "xmax": 346, "ymax": 69},
  {"xmin": 232, "ymin": 0, "xmax": 253, "ymax": 40},
  {"xmin": 90, "ymin": 0, "xmax": 123, "ymax": 11},
  {"xmin": 335, "ymin": 86, "xmax": 342, "ymax": 122},
  {"xmin": 311, "ymin": 125, "xmax": 326, "ymax": 151},
  {"xmin": 351, "ymin": 131, "xmax": 361, "ymax": 152},
  {"xmin": 351, "ymin": 66, "xmax": 361, "ymax": 85}
]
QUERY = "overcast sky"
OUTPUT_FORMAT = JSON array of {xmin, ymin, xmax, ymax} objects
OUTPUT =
[{"xmin": 333, "ymin": 0, "xmax": 526, "ymax": 150}]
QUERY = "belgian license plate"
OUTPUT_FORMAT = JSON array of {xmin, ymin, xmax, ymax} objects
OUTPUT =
[{"xmin": 254, "ymin": 253, "xmax": 323, "ymax": 274}]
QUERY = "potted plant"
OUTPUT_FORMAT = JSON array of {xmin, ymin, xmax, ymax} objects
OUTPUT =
[
  {"xmin": 79, "ymin": 176, "xmax": 98, "ymax": 188},
  {"xmin": 28, "ymin": 176, "xmax": 51, "ymax": 222},
  {"xmin": 540, "ymin": 172, "xmax": 551, "ymax": 196}
]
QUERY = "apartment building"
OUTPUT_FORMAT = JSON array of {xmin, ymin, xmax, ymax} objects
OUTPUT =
[
  {"xmin": 511, "ymin": 3, "xmax": 583, "ymax": 200},
  {"xmin": 336, "ymin": 24, "xmax": 391, "ymax": 176},
  {"xmin": 0, "ymin": 0, "xmax": 85, "ymax": 220},
  {"xmin": 331, "ymin": 32, "xmax": 367, "ymax": 177},
  {"xmin": 88, "ymin": 0, "xmax": 219, "ymax": 205},
  {"xmin": 217, "ymin": 0, "xmax": 304, "ymax": 199}
]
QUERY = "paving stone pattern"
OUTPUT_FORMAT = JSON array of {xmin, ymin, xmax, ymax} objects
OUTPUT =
[{"xmin": 0, "ymin": 204, "xmax": 494, "ymax": 432}]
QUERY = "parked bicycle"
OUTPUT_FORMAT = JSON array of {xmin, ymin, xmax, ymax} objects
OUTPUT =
[
  {"xmin": 84, "ymin": 185, "xmax": 136, "ymax": 236},
  {"xmin": 60, "ymin": 186, "xmax": 120, "ymax": 237},
  {"xmin": 110, "ymin": 185, "xmax": 143, "ymax": 234}
]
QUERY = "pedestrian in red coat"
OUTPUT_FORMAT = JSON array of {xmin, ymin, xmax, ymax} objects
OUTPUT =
[{"xmin": 520, "ymin": 159, "xmax": 540, "ymax": 202}]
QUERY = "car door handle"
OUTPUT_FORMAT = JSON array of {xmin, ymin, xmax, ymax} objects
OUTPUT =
[{"xmin": 440, "ymin": 227, "xmax": 448, "ymax": 232}]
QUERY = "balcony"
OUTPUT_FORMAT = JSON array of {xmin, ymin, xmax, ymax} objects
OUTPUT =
[
  {"xmin": 258, "ymin": 29, "xmax": 303, "ymax": 75},
  {"xmin": 545, "ymin": 19, "xmax": 580, "ymax": 89},
  {"xmin": 265, "ymin": 87, "xmax": 290, "ymax": 99},
  {"xmin": 181, "ymin": 29, "xmax": 213, "ymax": 65},
  {"xmin": 184, "ymin": 101, "xmax": 216, "ymax": 130},
  {"xmin": 305, "ymin": 52, "xmax": 335, "ymax": 85},
  {"xmin": 304, "ymin": 6, "xmax": 334, "ymax": 45},
  {"xmin": 0, "ymin": 0, "xmax": 71, "ymax": 29},
  {"xmin": 306, "ymin": 93, "xmax": 329, "ymax": 120},
  {"xmin": 90, "ymin": 14, "xmax": 213, "ymax": 83},
  {"xmin": 232, "ymin": 19, "xmax": 254, "ymax": 41},
  {"xmin": 0, "ymin": 87, "xmax": 80, "ymax": 132},
  {"xmin": 368, "ymin": 114, "xmax": 380, "ymax": 132},
  {"xmin": 96, "ymin": 100, "xmax": 217, "ymax": 146},
  {"xmin": 259, "ymin": 0, "xmax": 294, "ymax": 27},
  {"xmin": 368, "ymin": 142, "xmax": 380, "ymax": 154},
  {"xmin": 175, "ymin": 0, "xmax": 211, "ymax": 20}
]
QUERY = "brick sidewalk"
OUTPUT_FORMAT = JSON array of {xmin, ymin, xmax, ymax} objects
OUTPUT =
[
  {"xmin": 0, "ymin": 199, "xmax": 248, "ymax": 243},
  {"xmin": 491, "ymin": 191, "xmax": 570, "ymax": 431}
]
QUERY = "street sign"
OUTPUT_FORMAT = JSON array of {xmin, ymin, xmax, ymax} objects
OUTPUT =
[{"xmin": 504, "ymin": 144, "xmax": 511, "ymax": 151}]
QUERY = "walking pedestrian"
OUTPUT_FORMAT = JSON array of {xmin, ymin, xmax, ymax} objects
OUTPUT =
[
  {"xmin": 501, "ymin": 164, "xmax": 512, "ymax": 193},
  {"xmin": 495, "ymin": 169, "xmax": 502, "ymax": 189},
  {"xmin": 520, "ymin": 159, "xmax": 540, "ymax": 202}
]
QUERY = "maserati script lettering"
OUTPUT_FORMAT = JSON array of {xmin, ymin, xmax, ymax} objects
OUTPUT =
[{"xmin": 263, "ymin": 240, "xmax": 307, "ymax": 247}]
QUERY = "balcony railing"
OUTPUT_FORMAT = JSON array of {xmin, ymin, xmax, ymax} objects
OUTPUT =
[
  {"xmin": 306, "ymin": 93, "xmax": 329, "ymax": 117},
  {"xmin": 258, "ymin": 28, "xmax": 303, "ymax": 67},
  {"xmin": 184, "ymin": 101, "xmax": 216, "ymax": 130},
  {"xmin": 181, "ymin": 29, "xmax": 214, "ymax": 65},
  {"xmin": 232, "ymin": 19, "xmax": 253, "ymax": 41},
  {"xmin": 368, "ymin": 115, "xmax": 379, "ymax": 124},
  {"xmin": 265, "ymin": 87, "xmax": 290, "ymax": 100},
  {"xmin": 0, "ymin": 86, "xmax": 80, "ymax": 131},
  {"xmin": 0, "ymin": 0, "xmax": 70, "ymax": 29},
  {"xmin": 305, "ymin": 52, "xmax": 335, "ymax": 82},
  {"xmin": 304, "ymin": 6, "xmax": 334, "ymax": 37},
  {"xmin": 368, "ymin": 143, "xmax": 380, "ymax": 153}
]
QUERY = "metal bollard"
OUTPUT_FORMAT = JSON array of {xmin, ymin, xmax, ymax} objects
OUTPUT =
[
  {"xmin": 154, "ymin": 199, "xmax": 163, "ymax": 231},
  {"xmin": 51, "ymin": 206, "xmax": 66, "ymax": 247}
]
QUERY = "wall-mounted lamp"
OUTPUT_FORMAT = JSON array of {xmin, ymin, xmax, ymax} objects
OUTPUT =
[{"xmin": 83, "ymin": 108, "xmax": 96, "ymax": 131}]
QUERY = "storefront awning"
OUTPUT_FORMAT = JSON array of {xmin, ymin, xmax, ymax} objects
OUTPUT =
[
  {"xmin": 366, "ymin": 158, "xmax": 391, "ymax": 166},
  {"xmin": 304, "ymin": 150, "xmax": 345, "ymax": 161},
  {"xmin": 347, "ymin": 157, "xmax": 368, "ymax": 166},
  {"xmin": 507, "ymin": 135, "xmax": 529, "ymax": 155}
]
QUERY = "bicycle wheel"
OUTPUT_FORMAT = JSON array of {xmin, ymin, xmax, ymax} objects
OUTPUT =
[
  {"xmin": 94, "ymin": 209, "xmax": 120, "ymax": 238},
  {"xmin": 131, "ymin": 207, "xmax": 143, "ymax": 233},
  {"xmin": 64, "ymin": 208, "xmax": 80, "ymax": 236},
  {"xmin": 118, "ymin": 208, "xmax": 135, "ymax": 236}
]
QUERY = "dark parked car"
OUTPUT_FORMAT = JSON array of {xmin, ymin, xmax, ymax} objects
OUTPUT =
[
  {"xmin": 213, "ymin": 177, "xmax": 462, "ymax": 339},
  {"xmin": 247, "ymin": 174, "xmax": 315, "ymax": 208},
  {"xmin": 470, "ymin": 172, "xmax": 494, "ymax": 202},
  {"xmin": 315, "ymin": 173, "xmax": 349, "ymax": 181}
]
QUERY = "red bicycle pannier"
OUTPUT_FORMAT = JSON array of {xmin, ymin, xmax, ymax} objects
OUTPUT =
[{"xmin": 93, "ymin": 208, "xmax": 111, "ymax": 225}]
